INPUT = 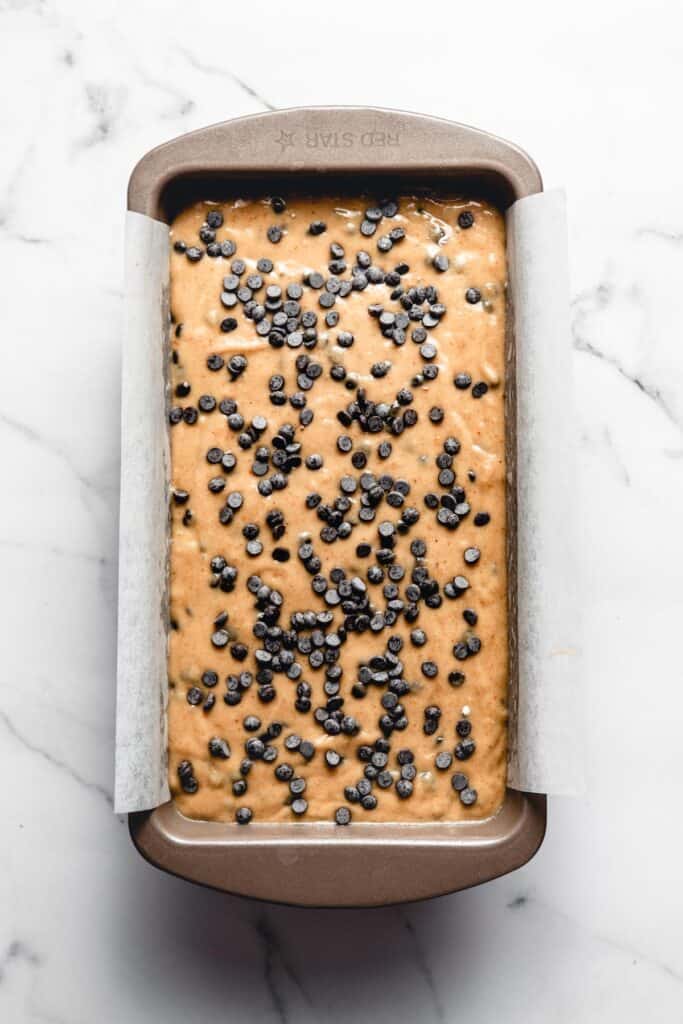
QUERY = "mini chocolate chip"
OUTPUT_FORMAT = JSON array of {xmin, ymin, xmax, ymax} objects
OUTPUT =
[
  {"xmin": 451, "ymin": 772, "xmax": 468, "ymax": 792},
  {"xmin": 208, "ymin": 737, "xmax": 231, "ymax": 759}
]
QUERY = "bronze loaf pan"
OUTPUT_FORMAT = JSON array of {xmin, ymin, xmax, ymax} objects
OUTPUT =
[{"xmin": 126, "ymin": 107, "xmax": 546, "ymax": 907}]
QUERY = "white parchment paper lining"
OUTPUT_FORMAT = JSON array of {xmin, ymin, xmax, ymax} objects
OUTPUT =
[
  {"xmin": 115, "ymin": 191, "xmax": 578, "ymax": 814},
  {"xmin": 115, "ymin": 213, "xmax": 170, "ymax": 814}
]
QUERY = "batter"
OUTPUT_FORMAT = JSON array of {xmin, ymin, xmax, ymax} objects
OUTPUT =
[{"xmin": 167, "ymin": 195, "xmax": 508, "ymax": 824}]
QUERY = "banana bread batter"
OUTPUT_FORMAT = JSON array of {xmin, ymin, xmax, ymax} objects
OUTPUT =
[{"xmin": 167, "ymin": 195, "xmax": 508, "ymax": 824}]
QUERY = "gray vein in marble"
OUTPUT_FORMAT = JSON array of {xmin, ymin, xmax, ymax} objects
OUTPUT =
[
  {"xmin": 131, "ymin": 64, "xmax": 196, "ymax": 120},
  {"xmin": 0, "ymin": 0, "xmax": 46, "ymax": 13},
  {"xmin": 74, "ymin": 83, "xmax": 126, "ymax": 151},
  {"xmin": 38, "ymin": 698, "xmax": 108, "ymax": 739},
  {"xmin": 0, "ymin": 538, "xmax": 109, "ymax": 566},
  {"xmin": 0, "ymin": 412, "xmax": 107, "ymax": 500},
  {"xmin": 0, "ymin": 940, "xmax": 42, "ymax": 982},
  {"xmin": 0, "ymin": 140, "xmax": 38, "ymax": 238},
  {"xmin": 254, "ymin": 916, "xmax": 289, "ymax": 1024},
  {"xmin": 0, "ymin": 668, "xmax": 109, "ymax": 737},
  {"xmin": 601, "ymin": 426, "xmax": 631, "ymax": 486},
  {"xmin": 571, "ymin": 284, "xmax": 680, "ymax": 430},
  {"xmin": 511, "ymin": 893, "xmax": 683, "ymax": 983},
  {"xmin": 253, "ymin": 914, "xmax": 312, "ymax": 1023},
  {"xmin": 0, "ymin": 940, "xmax": 72, "ymax": 1024},
  {"xmin": 399, "ymin": 910, "xmax": 445, "ymax": 1022},
  {"xmin": 0, "ymin": 138, "xmax": 68, "ymax": 245},
  {"xmin": 5, "ymin": 233, "xmax": 52, "ymax": 245},
  {"xmin": 636, "ymin": 227, "xmax": 683, "ymax": 244},
  {"xmin": 176, "ymin": 47, "xmax": 276, "ymax": 111},
  {"xmin": 0, "ymin": 711, "xmax": 113, "ymax": 807}
]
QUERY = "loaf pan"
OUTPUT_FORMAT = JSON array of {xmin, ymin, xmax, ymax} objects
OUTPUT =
[{"xmin": 126, "ymin": 106, "xmax": 546, "ymax": 907}]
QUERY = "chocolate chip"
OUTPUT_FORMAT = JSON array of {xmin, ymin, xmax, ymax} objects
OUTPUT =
[
  {"xmin": 455, "ymin": 738, "xmax": 476, "ymax": 760},
  {"xmin": 208, "ymin": 737, "xmax": 231, "ymax": 759},
  {"xmin": 451, "ymin": 772, "xmax": 468, "ymax": 792}
]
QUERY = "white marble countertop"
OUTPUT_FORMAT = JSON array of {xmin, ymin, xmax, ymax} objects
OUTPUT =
[{"xmin": 2, "ymin": 1, "xmax": 682, "ymax": 1020}]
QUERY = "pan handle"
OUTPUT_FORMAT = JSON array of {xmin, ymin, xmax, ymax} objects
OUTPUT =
[{"xmin": 128, "ymin": 106, "xmax": 542, "ymax": 219}]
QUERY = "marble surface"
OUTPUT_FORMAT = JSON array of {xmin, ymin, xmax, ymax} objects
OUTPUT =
[{"xmin": 1, "ymin": 0, "xmax": 682, "ymax": 1020}]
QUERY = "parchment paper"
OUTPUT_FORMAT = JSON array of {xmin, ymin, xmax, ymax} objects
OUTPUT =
[
  {"xmin": 114, "ymin": 212, "xmax": 170, "ymax": 814},
  {"xmin": 114, "ymin": 192, "xmax": 579, "ymax": 814},
  {"xmin": 506, "ymin": 191, "xmax": 581, "ymax": 794}
]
